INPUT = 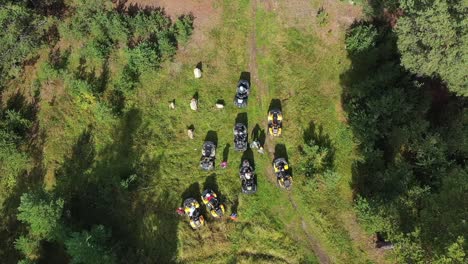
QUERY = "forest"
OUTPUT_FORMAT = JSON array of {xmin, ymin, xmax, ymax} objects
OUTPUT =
[{"xmin": 0, "ymin": 0, "xmax": 466, "ymax": 263}]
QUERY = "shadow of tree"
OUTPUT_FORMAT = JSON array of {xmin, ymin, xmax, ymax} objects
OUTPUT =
[{"xmin": 53, "ymin": 108, "xmax": 177, "ymax": 262}]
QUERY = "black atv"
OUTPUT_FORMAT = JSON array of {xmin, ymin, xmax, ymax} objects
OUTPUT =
[
  {"xmin": 233, "ymin": 123, "xmax": 248, "ymax": 152},
  {"xmin": 200, "ymin": 141, "xmax": 216, "ymax": 170},
  {"xmin": 239, "ymin": 160, "xmax": 257, "ymax": 194},
  {"xmin": 234, "ymin": 79, "xmax": 250, "ymax": 108}
]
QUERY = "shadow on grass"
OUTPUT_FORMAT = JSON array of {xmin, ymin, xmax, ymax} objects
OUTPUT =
[
  {"xmin": 192, "ymin": 91, "xmax": 199, "ymax": 101},
  {"xmin": 235, "ymin": 112, "xmax": 248, "ymax": 127},
  {"xmin": 203, "ymin": 174, "xmax": 220, "ymax": 195},
  {"xmin": 54, "ymin": 108, "xmax": 178, "ymax": 262},
  {"xmin": 181, "ymin": 182, "xmax": 201, "ymax": 204},
  {"xmin": 268, "ymin": 98, "xmax": 282, "ymax": 112},
  {"xmin": 274, "ymin": 144, "xmax": 292, "ymax": 176},
  {"xmin": 251, "ymin": 123, "xmax": 266, "ymax": 146},
  {"xmin": 239, "ymin": 71, "xmax": 251, "ymax": 85},
  {"xmin": 223, "ymin": 143, "xmax": 230, "ymax": 162},
  {"xmin": 241, "ymin": 148, "xmax": 255, "ymax": 170},
  {"xmin": 204, "ymin": 130, "xmax": 218, "ymax": 146},
  {"xmin": 196, "ymin": 61, "xmax": 203, "ymax": 71}
]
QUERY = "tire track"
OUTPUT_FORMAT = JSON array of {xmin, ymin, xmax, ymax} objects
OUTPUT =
[{"xmin": 249, "ymin": 1, "xmax": 331, "ymax": 263}]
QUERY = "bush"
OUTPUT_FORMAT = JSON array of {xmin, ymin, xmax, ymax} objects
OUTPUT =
[
  {"xmin": 300, "ymin": 139, "xmax": 334, "ymax": 177},
  {"xmin": 345, "ymin": 24, "xmax": 378, "ymax": 54},
  {"xmin": 174, "ymin": 15, "xmax": 194, "ymax": 45},
  {"xmin": 316, "ymin": 7, "xmax": 329, "ymax": 27},
  {"xmin": 15, "ymin": 236, "xmax": 40, "ymax": 261}
]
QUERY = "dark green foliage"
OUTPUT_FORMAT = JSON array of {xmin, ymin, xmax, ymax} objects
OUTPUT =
[
  {"xmin": 345, "ymin": 24, "xmax": 378, "ymax": 54},
  {"xmin": 343, "ymin": 19, "xmax": 468, "ymax": 262},
  {"xmin": 50, "ymin": 0, "xmax": 194, "ymax": 111},
  {"xmin": 0, "ymin": 3, "xmax": 47, "ymax": 88},
  {"xmin": 65, "ymin": 225, "xmax": 117, "ymax": 264},
  {"xmin": 397, "ymin": 0, "xmax": 468, "ymax": 96}
]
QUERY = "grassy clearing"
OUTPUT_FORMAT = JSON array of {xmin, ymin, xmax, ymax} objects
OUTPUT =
[
  {"xmin": 253, "ymin": 3, "xmax": 372, "ymax": 263},
  {"xmin": 16, "ymin": 0, "xmax": 388, "ymax": 262}
]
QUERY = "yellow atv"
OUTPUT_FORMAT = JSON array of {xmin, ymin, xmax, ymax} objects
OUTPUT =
[
  {"xmin": 273, "ymin": 158, "xmax": 292, "ymax": 190},
  {"xmin": 268, "ymin": 109, "xmax": 283, "ymax": 136},
  {"xmin": 201, "ymin": 189, "xmax": 225, "ymax": 218},
  {"xmin": 183, "ymin": 198, "xmax": 205, "ymax": 229}
]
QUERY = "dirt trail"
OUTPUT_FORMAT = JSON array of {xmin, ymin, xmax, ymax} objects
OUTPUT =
[{"xmin": 249, "ymin": 1, "xmax": 331, "ymax": 263}]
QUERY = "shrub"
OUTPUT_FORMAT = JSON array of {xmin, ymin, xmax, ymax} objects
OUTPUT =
[
  {"xmin": 300, "ymin": 139, "xmax": 334, "ymax": 177},
  {"xmin": 345, "ymin": 24, "xmax": 378, "ymax": 54},
  {"xmin": 174, "ymin": 15, "xmax": 194, "ymax": 45}
]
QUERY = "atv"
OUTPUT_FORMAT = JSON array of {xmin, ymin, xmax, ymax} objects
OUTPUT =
[
  {"xmin": 200, "ymin": 141, "xmax": 216, "ymax": 170},
  {"xmin": 183, "ymin": 198, "xmax": 205, "ymax": 229},
  {"xmin": 273, "ymin": 158, "xmax": 292, "ymax": 190},
  {"xmin": 201, "ymin": 189, "xmax": 225, "ymax": 218},
  {"xmin": 233, "ymin": 123, "xmax": 248, "ymax": 152},
  {"xmin": 234, "ymin": 79, "xmax": 250, "ymax": 108},
  {"xmin": 239, "ymin": 160, "xmax": 257, "ymax": 194},
  {"xmin": 268, "ymin": 109, "xmax": 283, "ymax": 136}
]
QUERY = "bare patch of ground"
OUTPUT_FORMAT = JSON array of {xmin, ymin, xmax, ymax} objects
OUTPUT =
[
  {"xmin": 275, "ymin": 0, "xmax": 362, "ymax": 43},
  {"xmin": 341, "ymin": 211, "xmax": 390, "ymax": 263}
]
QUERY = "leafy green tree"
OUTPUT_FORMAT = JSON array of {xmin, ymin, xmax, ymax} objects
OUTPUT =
[
  {"xmin": 345, "ymin": 24, "xmax": 378, "ymax": 54},
  {"xmin": 0, "ymin": 3, "xmax": 46, "ymax": 87},
  {"xmin": 65, "ymin": 225, "xmax": 117, "ymax": 264},
  {"xmin": 397, "ymin": 0, "xmax": 468, "ymax": 96},
  {"xmin": 0, "ymin": 134, "xmax": 29, "ymax": 210},
  {"xmin": 14, "ymin": 236, "xmax": 40, "ymax": 261},
  {"xmin": 17, "ymin": 192, "xmax": 64, "ymax": 241}
]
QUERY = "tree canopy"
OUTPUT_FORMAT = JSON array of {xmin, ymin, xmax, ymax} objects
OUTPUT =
[{"xmin": 396, "ymin": 0, "xmax": 468, "ymax": 95}]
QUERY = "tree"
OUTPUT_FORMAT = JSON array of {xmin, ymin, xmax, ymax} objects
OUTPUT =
[
  {"xmin": 397, "ymin": 0, "xmax": 468, "ymax": 96},
  {"xmin": 17, "ymin": 192, "xmax": 64, "ymax": 241},
  {"xmin": 345, "ymin": 24, "xmax": 378, "ymax": 54},
  {"xmin": 65, "ymin": 225, "xmax": 117, "ymax": 264},
  {"xmin": 0, "ymin": 3, "xmax": 46, "ymax": 87}
]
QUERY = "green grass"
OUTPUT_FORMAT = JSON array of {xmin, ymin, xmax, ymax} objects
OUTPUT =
[{"xmin": 29, "ymin": 0, "xmax": 384, "ymax": 263}]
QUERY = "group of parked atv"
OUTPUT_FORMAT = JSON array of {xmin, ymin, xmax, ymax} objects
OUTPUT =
[
  {"xmin": 183, "ymin": 78, "xmax": 292, "ymax": 229},
  {"xmin": 183, "ymin": 189, "xmax": 225, "ymax": 229}
]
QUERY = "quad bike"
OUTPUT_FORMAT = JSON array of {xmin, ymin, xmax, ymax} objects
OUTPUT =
[
  {"xmin": 268, "ymin": 109, "xmax": 283, "ymax": 136},
  {"xmin": 183, "ymin": 198, "xmax": 205, "ymax": 229},
  {"xmin": 234, "ymin": 79, "xmax": 250, "ymax": 108},
  {"xmin": 233, "ymin": 123, "xmax": 248, "ymax": 152},
  {"xmin": 239, "ymin": 160, "xmax": 257, "ymax": 194},
  {"xmin": 200, "ymin": 141, "xmax": 216, "ymax": 170},
  {"xmin": 201, "ymin": 189, "xmax": 225, "ymax": 218},
  {"xmin": 273, "ymin": 158, "xmax": 292, "ymax": 190}
]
